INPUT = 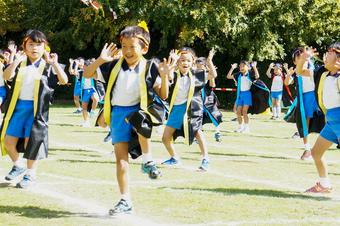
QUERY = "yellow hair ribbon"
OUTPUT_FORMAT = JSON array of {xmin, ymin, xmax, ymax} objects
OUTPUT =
[{"xmin": 138, "ymin": 21, "xmax": 149, "ymax": 33}]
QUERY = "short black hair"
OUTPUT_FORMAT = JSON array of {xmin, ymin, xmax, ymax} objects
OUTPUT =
[
  {"xmin": 120, "ymin": 26, "xmax": 150, "ymax": 48},
  {"xmin": 328, "ymin": 42, "xmax": 340, "ymax": 57},
  {"xmin": 23, "ymin": 30, "xmax": 48, "ymax": 46},
  {"xmin": 292, "ymin": 47, "xmax": 304, "ymax": 62}
]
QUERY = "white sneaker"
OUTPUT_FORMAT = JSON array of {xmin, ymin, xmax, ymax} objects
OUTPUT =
[
  {"xmin": 82, "ymin": 121, "xmax": 91, "ymax": 128},
  {"xmin": 234, "ymin": 127, "xmax": 244, "ymax": 133},
  {"xmin": 242, "ymin": 126, "xmax": 250, "ymax": 133}
]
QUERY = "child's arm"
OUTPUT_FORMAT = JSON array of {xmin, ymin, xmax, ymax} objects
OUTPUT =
[
  {"xmin": 266, "ymin": 63, "xmax": 274, "ymax": 78},
  {"xmin": 207, "ymin": 48, "xmax": 217, "ymax": 80},
  {"xmin": 209, "ymin": 78, "xmax": 216, "ymax": 87},
  {"xmin": 84, "ymin": 43, "xmax": 119, "ymax": 78},
  {"xmin": 295, "ymin": 48, "xmax": 316, "ymax": 77},
  {"xmin": 45, "ymin": 52, "xmax": 68, "ymax": 84},
  {"xmin": 68, "ymin": 58, "xmax": 75, "ymax": 75},
  {"xmin": 252, "ymin": 61, "xmax": 260, "ymax": 79},
  {"xmin": 155, "ymin": 57, "xmax": 177, "ymax": 100},
  {"xmin": 284, "ymin": 67, "xmax": 295, "ymax": 86},
  {"xmin": 7, "ymin": 43, "xmax": 17, "ymax": 65},
  {"xmin": 3, "ymin": 51, "xmax": 26, "ymax": 81},
  {"xmin": 226, "ymin": 63, "xmax": 237, "ymax": 79}
]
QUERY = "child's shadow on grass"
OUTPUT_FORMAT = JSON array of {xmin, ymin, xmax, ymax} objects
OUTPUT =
[
  {"xmin": 163, "ymin": 187, "xmax": 331, "ymax": 201},
  {"xmin": 0, "ymin": 205, "xmax": 75, "ymax": 218}
]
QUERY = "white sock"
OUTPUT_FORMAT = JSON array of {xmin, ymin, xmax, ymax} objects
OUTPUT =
[
  {"xmin": 277, "ymin": 106, "xmax": 281, "ymax": 117},
  {"xmin": 13, "ymin": 158, "xmax": 24, "ymax": 168},
  {"xmin": 304, "ymin": 143, "xmax": 311, "ymax": 151},
  {"xmin": 215, "ymin": 125, "xmax": 220, "ymax": 133},
  {"xmin": 244, "ymin": 124, "xmax": 249, "ymax": 129},
  {"xmin": 319, "ymin": 177, "xmax": 331, "ymax": 188},
  {"xmin": 121, "ymin": 194, "xmax": 132, "ymax": 204},
  {"xmin": 202, "ymin": 155, "xmax": 209, "ymax": 161},
  {"xmin": 77, "ymin": 107, "xmax": 82, "ymax": 111},
  {"xmin": 26, "ymin": 169, "xmax": 36, "ymax": 178},
  {"xmin": 142, "ymin": 152, "xmax": 152, "ymax": 164},
  {"xmin": 272, "ymin": 107, "xmax": 277, "ymax": 117}
]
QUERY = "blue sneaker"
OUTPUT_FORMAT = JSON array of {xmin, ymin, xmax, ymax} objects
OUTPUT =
[
  {"xmin": 16, "ymin": 174, "xmax": 35, "ymax": 189},
  {"xmin": 109, "ymin": 199, "xmax": 133, "ymax": 216},
  {"xmin": 161, "ymin": 157, "xmax": 179, "ymax": 166},
  {"xmin": 214, "ymin": 132, "xmax": 221, "ymax": 142},
  {"xmin": 141, "ymin": 161, "xmax": 161, "ymax": 179},
  {"xmin": 73, "ymin": 109, "xmax": 82, "ymax": 114},
  {"xmin": 4, "ymin": 166, "xmax": 26, "ymax": 181},
  {"xmin": 103, "ymin": 132, "xmax": 111, "ymax": 143},
  {"xmin": 198, "ymin": 159, "xmax": 209, "ymax": 171}
]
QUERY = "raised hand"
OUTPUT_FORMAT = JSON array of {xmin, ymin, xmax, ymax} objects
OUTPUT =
[
  {"xmin": 8, "ymin": 43, "xmax": 17, "ymax": 54},
  {"xmin": 231, "ymin": 63, "xmax": 238, "ymax": 69},
  {"xmin": 207, "ymin": 48, "xmax": 216, "ymax": 62},
  {"xmin": 169, "ymin": 49, "xmax": 180, "ymax": 64},
  {"xmin": 251, "ymin": 61, "xmax": 257, "ymax": 68},
  {"xmin": 158, "ymin": 56, "xmax": 177, "ymax": 78},
  {"xmin": 283, "ymin": 63, "xmax": 288, "ymax": 70},
  {"xmin": 99, "ymin": 43, "xmax": 119, "ymax": 62},
  {"xmin": 69, "ymin": 58, "xmax": 74, "ymax": 64},
  {"xmin": 14, "ymin": 51, "xmax": 27, "ymax": 64},
  {"xmin": 269, "ymin": 63, "xmax": 275, "ymax": 69},
  {"xmin": 45, "ymin": 52, "xmax": 59, "ymax": 65}
]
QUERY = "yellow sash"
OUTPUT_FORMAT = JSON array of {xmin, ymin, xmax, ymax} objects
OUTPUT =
[
  {"xmin": 169, "ymin": 70, "xmax": 195, "ymax": 145},
  {"xmin": 1, "ymin": 59, "xmax": 46, "ymax": 156},
  {"xmin": 317, "ymin": 72, "xmax": 328, "ymax": 115},
  {"xmin": 104, "ymin": 57, "xmax": 154, "ymax": 126}
]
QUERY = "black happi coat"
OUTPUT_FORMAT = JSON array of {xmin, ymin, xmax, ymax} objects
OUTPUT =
[{"xmin": 0, "ymin": 59, "xmax": 59, "ymax": 160}]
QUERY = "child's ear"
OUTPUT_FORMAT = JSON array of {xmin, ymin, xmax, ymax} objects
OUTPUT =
[{"xmin": 141, "ymin": 46, "xmax": 149, "ymax": 55}]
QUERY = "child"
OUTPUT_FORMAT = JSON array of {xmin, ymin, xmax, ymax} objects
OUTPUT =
[
  {"xmin": 68, "ymin": 58, "xmax": 83, "ymax": 114},
  {"xmin": 0, "ymin": 30, "xmax": 68, "ymax": 188},
  {"xmin": 226, "ymin": 61, "xmax": 260, "ymax": 133},
  {"xmin": 195, "ymin": 50, "xmax": 223, "ymax": 142},
  {"xmin": 284, "ymin": 48, "xmax": 323, "ymax": 160},
  {"xmin": 84, "ymin": 22, "xmax": 170, "ymax": 215},
  {"xmin": 296, "ymin": 43, "xmax": 340, "ymax": 193},
  {"xmin": 79, "ymin": 59, "xmax": 99, "ymax": 127},
  {"xmin": 266, "ymin": 63, "xmax": 284, "ymax": 119},
  {"xmin": 161, "ymin": 47, "xmax": 217, "ymax": 171}
]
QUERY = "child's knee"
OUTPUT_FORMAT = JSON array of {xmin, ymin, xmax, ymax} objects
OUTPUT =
[
  {"xmin": 162, "ymin": 134, "xmax": 170, "ymax": 144},
  {"xmin": 117, "ymin": 159, "xmax": 129, "ymax": 171}
]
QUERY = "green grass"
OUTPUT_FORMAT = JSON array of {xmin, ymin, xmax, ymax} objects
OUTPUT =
[{"xmin": 1, "ymin": 105, "xmax": 340, "ymax": 226}]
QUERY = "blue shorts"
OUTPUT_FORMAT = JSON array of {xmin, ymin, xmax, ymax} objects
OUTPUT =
[
  {"xmin": 236, "ymin": 91, "xmax": 252, "ymax": 107},
  {"xmin": 6, "ymin": 100, "xmax": 34, "ymax": 138},
  {"xmin": 320, "ymin": 107, "xmax": 340, "ymax": 144},
  {"xmin": 166, "ymin": 102, "xmax": 187, "ymax": 130},
  {"xmin": 0, "ymin": 86, "xmax": 7, "ymax": 104},
  {"xmin": 73, "ymin": 80, "xmax": 81, "ymax": 97},
  {"xmin": 110, "ymin": 104, "xmax": 140, "ymax": 144},
  {"xmin": 82, "ymin": 88, "xmax": 97, "ymax": 103},
  {"xmin": 271, "ymin": 91, "xmax": 282, "ymax": 100},
  {"xmin": 302, "ymin": 91, "xmax": 318, "ymax": 118}
]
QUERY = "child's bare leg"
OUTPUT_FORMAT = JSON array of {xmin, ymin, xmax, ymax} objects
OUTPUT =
[
  {"xmin": 162, "ymin": 126, "xmax": 177, "ymax": 158},
  {"xmin": 114, "ymin": 142, "xmax": 130, "ymax": 200},
  {"xmin": 195, "ymin": 130, "xmax": 208, "ymax": 159},
  {"xmin": 4, "ymin": 135, "xmax": 20, "ymax": 162},
  {"xmin": 242, "ymin": 105, "xmax": 250, "ymax": 124},
  {"xmin": 311, "ymin": 136, "xmax": 333, "ymax": 178},
  {"xmin": 82, "ymin": 102, "xmax": 89, "ymax": 121}
]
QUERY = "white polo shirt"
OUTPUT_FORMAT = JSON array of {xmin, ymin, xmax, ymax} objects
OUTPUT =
[
  {"xmin": 111, "ymin": 60, "xmax": 147, "ymax": 106},
  {"xmin": 271, "ymin": 75, "xmax": 283, "ymax": 92},
  {"xmin": 323, "ymin": 75, "xmax": 340, "ymax": 110},
  {"xmin": 300, "ymin": 75, "xmax": 315, "ymax": 93},
  {"xmin": 19, "ymin": 64, "xmax": 41, "ymax": 100},
  {"xmin": 240, "ymin": 76, "xmax": 252, "ymax": 91},
  {"xmin": 83, "ymin": 78, "xmax": 93, "ymax": 89},
  {"xmin": 174, "ymin": 74, "xmax": 191, "ymax": 105}
]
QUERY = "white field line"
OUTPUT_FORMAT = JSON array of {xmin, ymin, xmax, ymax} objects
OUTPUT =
[{"xmin": 26, "ymin": 185, "xmax": 171, "ymax": 226}]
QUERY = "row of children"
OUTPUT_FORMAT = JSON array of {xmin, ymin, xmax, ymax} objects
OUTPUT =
[{"xmin": 0, "ymin": 22, "xmax": 338, "ymax": 216}]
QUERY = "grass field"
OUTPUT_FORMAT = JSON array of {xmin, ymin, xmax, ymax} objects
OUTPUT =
[{"xmin": 1, "ymin": 105, "xmax": 340, "ymax": 226}]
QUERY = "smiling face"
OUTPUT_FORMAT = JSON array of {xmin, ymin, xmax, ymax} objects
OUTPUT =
[
  {"xmin": 324, "ymin": 49, "xmax": 340, "ymax": 72},
  {"xmin": 24, "ymin": 38, "xmax": 45, "ymax": 62},
  {"xmin": 121, "ymin": 37, "xmax": 147, "ymax": 67},
  {"xmin": 239, "ymin": 62, "xmax": 249, "ymax": 73},
  {"xmin": 178, "ymin": 52, "xmax": 194, "ymax": 74},
  {"xmin": 273, "ymin": 65, "xmax": 282, "ymax": 75}
]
